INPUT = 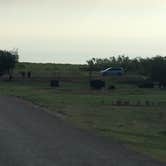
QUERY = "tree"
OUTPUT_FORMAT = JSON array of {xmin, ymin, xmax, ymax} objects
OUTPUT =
[
  {"xmin": 0, "ymin": 50, "xmax": 18, "ymax": 79},
  {"xmin": 87, "ymin": 58, "xmax": 96, "ymax": 80},
  {"xmin": 150, "ymin": 56, "xmax": 166, "ymax": 83},
  {"xmin": 86, "ymin": 55, "xmax": 166, "ymax": 78}
]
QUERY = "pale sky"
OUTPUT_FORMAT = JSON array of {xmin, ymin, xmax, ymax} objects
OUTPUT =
[{"xmin": 0, "ymin": 0, "xmax": 166, "ymax": 64}]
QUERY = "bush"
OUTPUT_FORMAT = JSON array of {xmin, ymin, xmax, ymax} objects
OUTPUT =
[
  {"xmin": 50, "ymin": 80, "xmax": 59, "ymax": 87},
  {"xmin": 90, "ymin": 80, "xmax": 105, "ymax": 90},
  {"xmin": 20, "ymin": 71, "xmax": 26, "ymax": 78},
  {"xmin": 108, "ymin": 85, "xmax": 116, "ymax": 90},
  {"xmin": 27, "ymin": 71, "xmax": 31, "ymax": 78},
  {"xmin": 159, "ymin": 81, "xmax": 166, "ymax": 89},
  {"xmin": 138, "ymin": 81, "xmax": 154, "ymax": 88},
  {"xmin": 0, "ymin": 50, "xmax": 18, "ymax": 77}
]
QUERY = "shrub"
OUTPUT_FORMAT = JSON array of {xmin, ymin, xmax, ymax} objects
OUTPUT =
[
  {"xmin": 0, "ymin": 50, "xmax": 18, "ymax": 80},
  {"xmin": 108, "ymin": 85, "xmax": 116, "ymax": 90},
  {"xmin": 90, "ymin": 80, "xmax": 105, "ymax": 90},
  {"xmin": 27, "ymin": 71, "xmax": 31, "ymax": 78},
  {"xmin": 138, "ymin": 81, "xmax": 154, "ymax": 88},
  {"xmin": 50, "ymin": 80, "xmax": 59, "ymax": 87},
  {"xmin": 159, "ymin": 81, "xmax": 166, "ymax": 89},
  {"xmin": 20, "ymin": 71, "xmax": 26, "ymax": 78}
]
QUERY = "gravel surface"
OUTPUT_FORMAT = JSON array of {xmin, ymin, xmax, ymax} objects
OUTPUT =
[{"xmin": 0, "ymin": 96, "xmax": 165, "ymax": 166}]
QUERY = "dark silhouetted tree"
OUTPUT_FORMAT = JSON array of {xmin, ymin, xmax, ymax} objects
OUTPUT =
[
  {"xmin": 150, "ymin": 56, "xmax": 166, "ymax": 83},
  {"xmin": 87, "ymin": 58, "xmax": 96, "ymax": 81},
  {"xmin": 0, "ymin": 50, "xmax": 18, "ymax": 79}
]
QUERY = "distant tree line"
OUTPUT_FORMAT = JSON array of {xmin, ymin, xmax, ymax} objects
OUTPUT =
[{"xmin": 86, "ymin": 55, "xmax": 166, "ymax": 82}]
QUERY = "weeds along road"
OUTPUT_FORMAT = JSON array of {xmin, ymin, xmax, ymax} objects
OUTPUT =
[{"xmin": 0, "ymin": 96, "xmax": 164, "ymax": 166}]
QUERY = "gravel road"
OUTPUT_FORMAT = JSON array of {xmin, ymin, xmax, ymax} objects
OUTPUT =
[{"xmin": 0, "ymin": 96, "xmax": 165, "ymax": 166}]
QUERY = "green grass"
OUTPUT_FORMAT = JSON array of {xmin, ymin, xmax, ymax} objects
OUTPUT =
[
  {"xmin": 0, "ymin": 80, "xmax": 166, "ymax": 162},
  {"xmin": 15, "ymin": 62, "xmax": 87, "ymax": 80}
]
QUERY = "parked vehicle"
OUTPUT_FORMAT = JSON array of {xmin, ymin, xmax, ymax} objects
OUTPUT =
[{"xmin": 100, "ymin": 67, "xmax": 124, "ymax": 76}]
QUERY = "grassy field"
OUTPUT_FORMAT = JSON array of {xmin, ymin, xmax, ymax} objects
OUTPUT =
[
  {"xmin": 15, "ymin": 62, "xmax": 88, "ymax": 80},
  {"xmin": 0, "ymin": 63, "xmax": 166, "ymax": 162}
]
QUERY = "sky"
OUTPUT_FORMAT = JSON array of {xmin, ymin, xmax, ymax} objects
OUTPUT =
[{"xmin": 0, "ymin": 0, "xmax": 166, "ymax": 64}]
